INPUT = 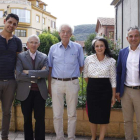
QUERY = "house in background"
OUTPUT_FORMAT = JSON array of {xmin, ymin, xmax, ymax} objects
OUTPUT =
[
  {"xmin": 75, "ymin": 41, "xmax": 85, "ymax": 54},
  {"xmin": 95, "ymin": 17, "xmax": 115, "ymax": 41},
  {"xmin": 0, "ymin": 0, "xmax": 57, "ymax": 49},
  {"xmin": 111, "ymin": 0, "xmax": 140, "ymax": 48}
]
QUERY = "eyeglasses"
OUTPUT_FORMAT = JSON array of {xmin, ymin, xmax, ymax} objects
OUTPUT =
[{"xmin": 29, "ymin": 42, "xmax": 39, "ymax": 45}]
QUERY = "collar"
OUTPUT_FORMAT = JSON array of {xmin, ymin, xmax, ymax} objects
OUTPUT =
[
  {"xmin": 29, "ymin": 50, "xmax": 36, "ymax": 60},
  {"xmin": 59, "ymin": 40, "xmax": 71, "ymax": 48},
  {"xmin": 128, "ymin": 44, "xmax": 140, "ymax": 51},
  {"xmin": 94, "ymin": 54, "xmax": 107, "ymax": 61}
]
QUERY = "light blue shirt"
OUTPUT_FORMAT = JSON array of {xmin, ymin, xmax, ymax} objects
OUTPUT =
[{"xmin": 48, "ymin": 41, "xmax": 84, "ymax": 78}]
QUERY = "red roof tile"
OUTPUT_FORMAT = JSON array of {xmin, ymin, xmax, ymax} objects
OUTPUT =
[{"xmin": 98, "ymin": 17, "xmax": 115, "ymax": 25}]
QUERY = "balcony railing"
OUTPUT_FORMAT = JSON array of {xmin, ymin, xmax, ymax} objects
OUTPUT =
[{"xmin": 0, "ymin": 0, "xmax": 31, "ymax": 6}]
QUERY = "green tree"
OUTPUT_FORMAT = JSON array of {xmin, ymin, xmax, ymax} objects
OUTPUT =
[
  {"xmin": 70, "ymin": 35, "xmax": 76, "ymax": 42},
  {"xmin": 38, "ymin": 33, "xmax": 59, "ymax": 55},
  {"xmin": 105, "ymin": 38, "xmax": 120, "ymax": 61},
  {"xmin": 84, "ymin": 33, "xmax": 96, "ymax": 55},
  {"xmin": 51, "ymin": 31, "xmax": 61, "ymax": 41}
]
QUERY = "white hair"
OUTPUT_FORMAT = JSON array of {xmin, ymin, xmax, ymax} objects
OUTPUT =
[
  {"xmin": 27, "ymin": 34, "xmax": 40, "ymax": 43},
  {"xmin": 59, "ymin": 24, "xmax": 73, "ymax": 34}
]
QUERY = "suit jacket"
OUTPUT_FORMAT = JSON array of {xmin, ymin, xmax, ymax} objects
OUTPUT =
[
  {"xmin": 116, "ymin": 47, "xmax": 140, "ymax": 97},
  {"xmin": 16, "ymin": 50, "xmax": 49, "ymax": 101}
]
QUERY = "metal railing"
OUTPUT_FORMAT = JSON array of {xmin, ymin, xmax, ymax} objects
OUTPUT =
[{"xmin": 0, "ymin": 0, "xmax": 31, "ymax": 6}]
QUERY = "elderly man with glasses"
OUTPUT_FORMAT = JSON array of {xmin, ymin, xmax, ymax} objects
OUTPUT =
[{"xmin": 16, "ymin": 34, "xmax": 49, "ymax": 140}]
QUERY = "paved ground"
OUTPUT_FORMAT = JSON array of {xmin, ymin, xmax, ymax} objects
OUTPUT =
[{"xmin": 3, "ymin": 131, "xmax": 128, "ymax": 140}]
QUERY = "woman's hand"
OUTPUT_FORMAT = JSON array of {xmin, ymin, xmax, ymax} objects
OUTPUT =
[{"xmin": 111, "ymin": 96, "xmax": 116, "ymax": 107}]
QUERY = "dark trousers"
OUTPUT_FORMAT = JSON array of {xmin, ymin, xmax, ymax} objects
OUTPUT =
[
  {"xmin": 21, "ymin": 90, "xmax": 45, "ymax": 140},
  {"xmin": 0, "ymin": 80, "xmax": 16, "ymax": 139}
]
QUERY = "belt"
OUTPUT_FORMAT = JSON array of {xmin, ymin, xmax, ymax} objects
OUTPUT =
[
  {"xmin": 52, "ymin": 77, "xmax": 78, "ymax": 81},
  {"xmin": 0, "ymin": 80, "xmax": 8, "ymax": 82},
  {"xmin": 125, "ymin": 85, "xmax": 140, "ymax": 89}
]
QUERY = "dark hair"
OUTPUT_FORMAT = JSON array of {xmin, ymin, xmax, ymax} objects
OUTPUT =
[
  {"xmin": 92, "ymin": 37, "xmax": 113, "ymax": 57},
  {"xmin": 6, "ymin": 13, "xmax": 19, "ymax": 24}
]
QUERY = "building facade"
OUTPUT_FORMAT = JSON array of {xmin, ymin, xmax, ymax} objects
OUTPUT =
[
  {"xmin": 0, "ymin": 0, "xmax": 57, "ymax": 48},
  {"xmin": 95, "ymin": 17, "xmax": 115, "ymax": 41},
  {"xmin": 111, "ymin": 0, "xmax": 140, "ymax": 48}
]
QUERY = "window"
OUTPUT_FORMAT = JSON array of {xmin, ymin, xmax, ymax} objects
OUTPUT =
[
  {"xmin": 51, "ymin": 21, "xmax": 56, "ymax": 29},
  {"xmin": 36, "ymin": 1, "xmax": 39, "ymax": 7},
  {"xmin": 15, "ymin": 29, "xmax": 26, "ymax": 37},
  {"xmin": 36, "ymin": 15, "xmax": 40, "ymax": 23},
  {"xmin": 43, "ymin": 18, "xmax": 45, "ymax": 24},
  {"xmin": 0, "ymin": 11, "xmax": 3, "ymax": 18},
  {"xmin": 11, "ymin": 9, "xmax": 30, "ymax": 23},
  {"xmin": 36, "ymin": 31, "xmax": 40, "ymax": 36},
  {"xmin": 43, "ymin": 5, "xmax": 46, "ymax": 10},
  {"xmin": 109, "ymin": 31, "xmax": 114, "ymax": 39}
]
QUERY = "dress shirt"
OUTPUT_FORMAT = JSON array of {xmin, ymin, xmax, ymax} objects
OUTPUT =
[
  {"xmin": 48, "ymin": 41, "xmax": 84, "ymax": 78},
  {"xmin": 125, "ymin": 44, "xmax": 140, "ymax": 86},
  {"xmin": 83, "ymin": 54, "xmax": 116, "ymax": 87},
  {"xmin": 29, "ymin": 50, "xmax": 36, "ymax": 60}
]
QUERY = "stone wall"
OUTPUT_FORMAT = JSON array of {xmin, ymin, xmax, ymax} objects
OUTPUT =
[{"xmin": 0, "ymin": 104, "xmax": 137, "ymax": 138}]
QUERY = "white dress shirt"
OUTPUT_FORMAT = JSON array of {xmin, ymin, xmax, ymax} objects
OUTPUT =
[
  {"xmin": 125, "ymin": 44, "xmax": 140, "ymax": 86},
  {"xmin": 29, "ymin": 50, "xmax": 36, "ymax": 60},
  {"xmin": 83, "ymin": 54, "xmax": 116, "ymax": 87}
]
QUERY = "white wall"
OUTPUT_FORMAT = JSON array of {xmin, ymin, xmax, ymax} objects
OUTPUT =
[{"xmin": 115, "ymin": 0, "xmax": 138, "ymax": 48}]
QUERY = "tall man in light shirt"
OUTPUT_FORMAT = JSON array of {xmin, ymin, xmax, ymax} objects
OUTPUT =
[
  {"xmin": 48, "ymin": 24, "xmax": 84, "ymax": 140},
  {"xmin": 116, "ymin": 26, "xmax": 140, "ymax": 140}
]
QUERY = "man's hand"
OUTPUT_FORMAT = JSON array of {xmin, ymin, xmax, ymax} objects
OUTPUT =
[
  {"xmin": 115, "ymin": 93, "xmax": 121, "ymax": 102},
  {"xmin": 23, "ymin": 70, "xmax": 29, "ymax": 75},
  {"xmin": 41, "ymin": 66, "xmax": 46, "ymax": 70}
]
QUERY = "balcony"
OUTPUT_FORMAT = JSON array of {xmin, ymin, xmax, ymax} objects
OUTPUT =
[{"xmin": 0, "ymin": 0, "xmax": 31, "ymax": 6}]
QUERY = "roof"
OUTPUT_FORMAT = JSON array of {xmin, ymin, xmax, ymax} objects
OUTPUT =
[
  {"xmin": 97, "ymin": 17, "xmax": 115, "ymax": 26},
  {"xmin": 110, "ymin": 0, "xmax": 120, "ymax": 5},
  {"xmin": 95, "ymin": 17, "xmax": 115, "ymax": 32}
]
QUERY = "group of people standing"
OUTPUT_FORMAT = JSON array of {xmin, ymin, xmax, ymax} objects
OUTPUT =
[{"xmin": 0, "ymin": 13, "xmax": 140, "ymax": 140}]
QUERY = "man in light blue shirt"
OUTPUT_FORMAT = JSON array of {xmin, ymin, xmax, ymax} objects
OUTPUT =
[{"xmin": 48, "ymin": 24, "xmax": 84, "ymax": 140}]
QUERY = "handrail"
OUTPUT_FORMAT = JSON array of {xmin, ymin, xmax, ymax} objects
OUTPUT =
[{"xmin": 0, "ymin": 0, "xmax": 31, "ymax": 6}]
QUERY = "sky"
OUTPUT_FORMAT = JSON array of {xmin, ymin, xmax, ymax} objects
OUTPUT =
[{"xmin": 42, "ymin": 0, "xmax": 115, "ymax": 30}]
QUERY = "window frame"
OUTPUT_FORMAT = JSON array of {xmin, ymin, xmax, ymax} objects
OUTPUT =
[
  {"xmin": 51, "ymin": 20, "xmax": 56, "ymax": 29},
  {"xmin": 36, "ymin": 15, "xmax": 40, "ymax": 23},
  {"xmin": 14, "ymin": 29, "xmax": 27, "ymax": 37},
  {"xmin": 36, "ymin": 1, "xmax": 39, "ymax": 7},
  {"xmin": 11, "ymin": 8, "xmax": 31, "ymax": 24},
  {"xmin": 109, "ymin": 31, "xmax": 114, "ymax": 39},
  {"xmin": 43, "ymin": 17, "xmax": 45, "ymax": 25},
  {"xmin": 0, "ymin": 10, "xmax": 4, "ymax": 18},
  {"xmin": 43, "ymin": 5, "xmax": 46, "ymax": 10}
]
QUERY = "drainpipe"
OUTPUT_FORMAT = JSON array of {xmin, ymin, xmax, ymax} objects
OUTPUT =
[
  {"xmin": 116, "ymin": 7, "xmax": 118, "ymax": 41},
  {"xmin": 138, "ymin": 0, "xmax": 139, "ymax": 27},
  {"xmin": 122, "ymin": 0, "xmax": 124, "ymax": 48},
  {"xmin": 106, "ymin": 26, "xmax": 108, "ymax": 38}
]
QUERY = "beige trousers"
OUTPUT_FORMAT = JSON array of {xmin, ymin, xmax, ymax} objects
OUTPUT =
[
  {"xmin": 51, "ymin": 78, "xmax": 80, "ymax": 140},
  {"xmin": 121, "ymin": 86, "xmax": 140, "ymax": 140}
]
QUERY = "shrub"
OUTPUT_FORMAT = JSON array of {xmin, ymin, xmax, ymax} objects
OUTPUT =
[{"xmin": 38, "ymin": 33, "xmax": 59, "ymax": 55}]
